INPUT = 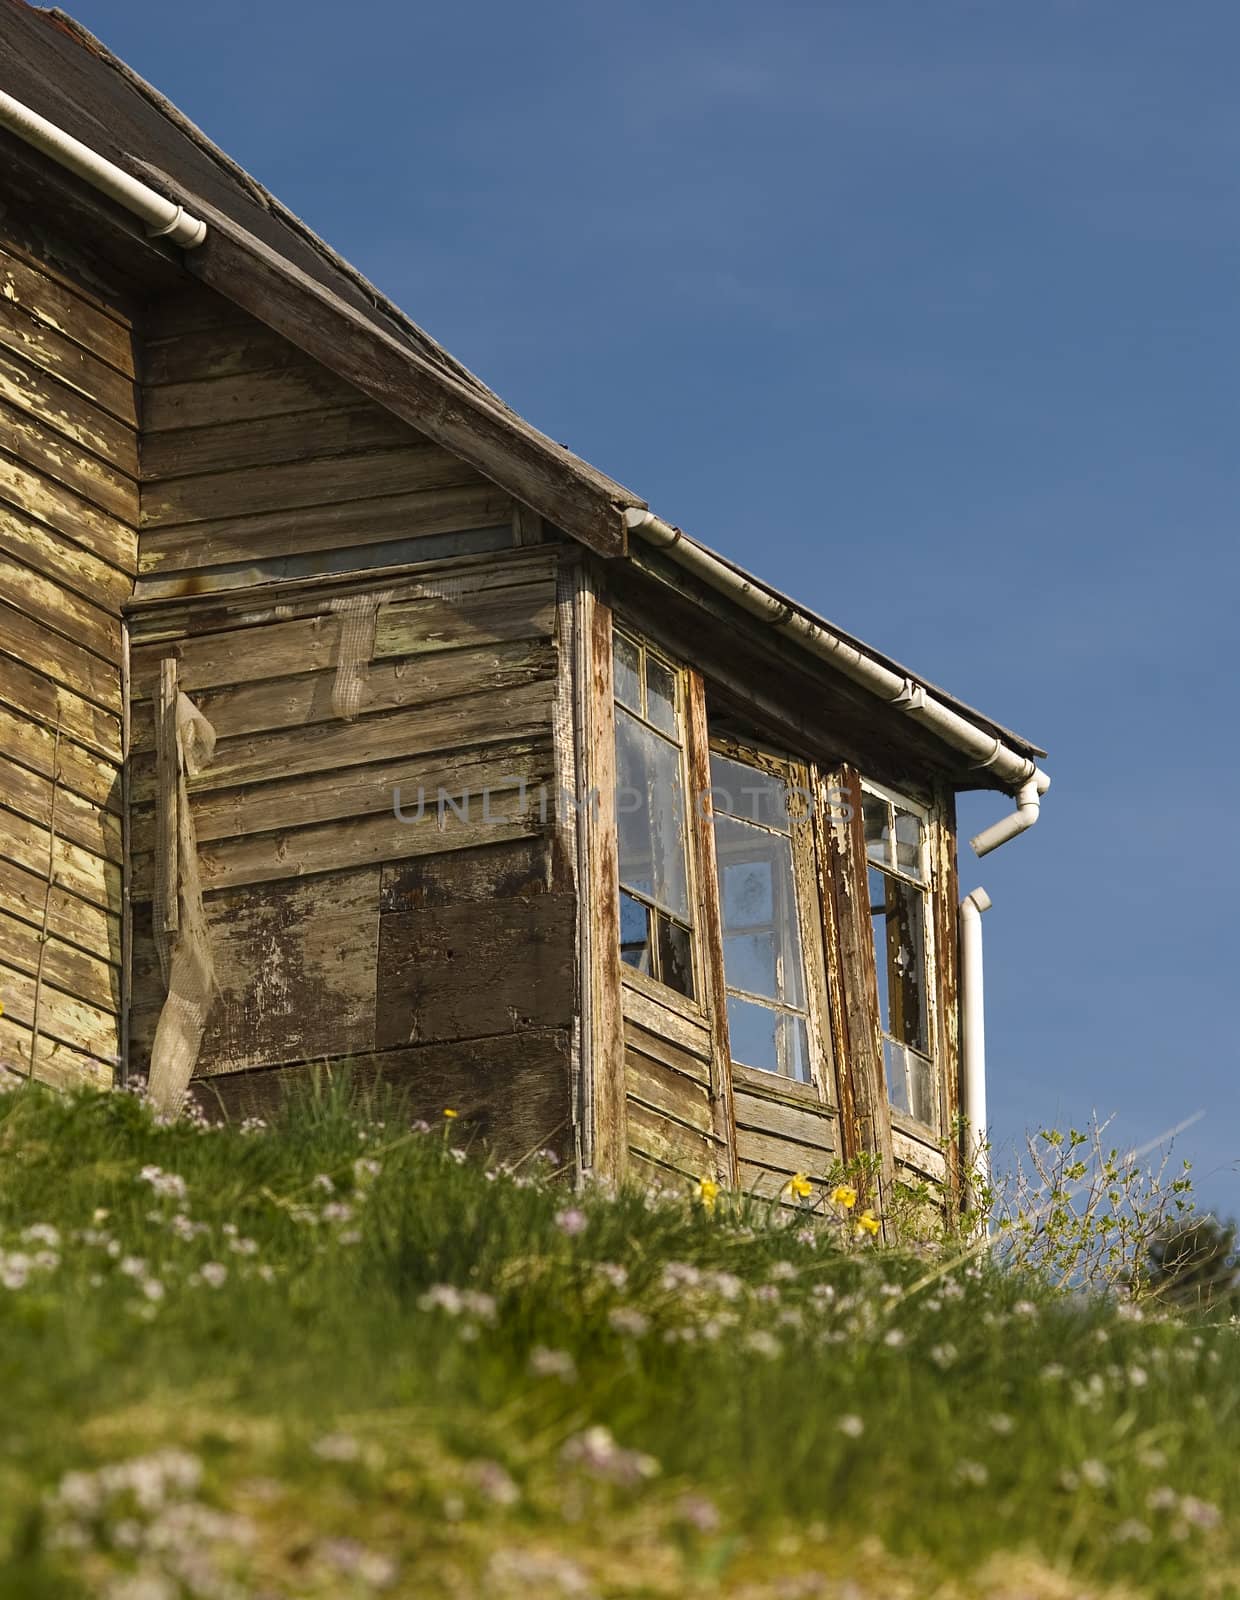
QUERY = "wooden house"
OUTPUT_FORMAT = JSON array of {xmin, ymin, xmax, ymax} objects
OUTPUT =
[{"xmin": 0, "ymin": 5, "xmax": 1049, "ymax": 1210}]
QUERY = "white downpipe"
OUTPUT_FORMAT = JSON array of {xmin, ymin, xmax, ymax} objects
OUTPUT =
[
  {"xmin": 959, "ymin": 887, "xmax": 992, "ymax": 1210},
  {"xmin": 623, "ymin": 508, "xmax": 1049, "ymax": 854},
  {"xmin": 0, "ymin": 90, "xmax": 207, "ymax": 248}
]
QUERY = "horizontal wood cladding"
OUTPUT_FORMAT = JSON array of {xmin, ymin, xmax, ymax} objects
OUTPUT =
[
  {"xmin": 128, "ymin": 549, "xmax": 570, "ymax": 1109},
  {"xmin": 0, "ymin": 222, "xmax": 137, "ymax": 1091},
  {"xmin": 621, "ymin": 980, "xmax": 726, "ymax": 1183},
  {"xmin": 189, "ymin": 1031, "xmax": 574, "ymax": 1167},
  {"xmin": 137, "ymin": 286, "xmax": 519, "ymax": 597}
]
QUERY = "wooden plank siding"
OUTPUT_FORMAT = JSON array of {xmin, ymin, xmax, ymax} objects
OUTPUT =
[
  {"xmin": 125, "ymin": 533, "xmax": 574, "ymax": 1155},
  {"xmin": 0, "ymin": 223, "xmax": 136, "ymax": 1087},
  {"xmin": 135, "ymin": 287, "xmax": 518, "ymax": 600}
]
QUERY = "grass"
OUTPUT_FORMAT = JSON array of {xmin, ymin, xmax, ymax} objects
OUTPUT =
[{"xmin": 0, "ymin": 1077, "xmax": 1236, "ymax": 1599}]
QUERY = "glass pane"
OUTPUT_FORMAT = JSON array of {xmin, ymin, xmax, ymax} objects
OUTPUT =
[
  {"xmin": 869, "ymin": 868, "xmax": 891, "ymax": 1032},
  {"xmin": 656, "ymin": 912, "xmax": 695, "ymax": 999},
  {"xmin": 883, "ymin": 1038, "xmax": 912, "ymax": 1116},
  {"xmin": 615, "ymin": 707, "xmax": 690, "ymax": 921},
  {"xmin": 894, "ymin": 807, "xmax": 924, "ymax": 881},
  {"xmin": 708, "ymin": 752, "xmax": 791, "ymax": 832},
  {"xmin": 871, "ymin": 869, "xmax": 929, "ymax": 1055},
  {"xmin": 727, "ymin": 995, "xmax": 780, "ymax": 1074},
  {"xmin": 782, "ymin": 1013, "xmax": 812, "ymax": 1084},
  {"xmin": 909, "ymin": 1050, "xmax": 937, "ymax": 1127},
  {"xmin": 863, "ymin": 791, "xmax": 890, "ymax": 867},
  {"xmin": 723, "ymin": 932, "xmax": 777, "ymax": 999},
  {"xmin": 645, "ymin": 656, "xmax": 677, "ymax": 736},
  {"xmin": 613, "ymin": 632, "xmax": 642, "ymax": 713},
  {"xmin": 619, "ymin": 891, "xmax": 651, "ymax": 974},
  {"xmin": 715, "ymin": 813, "xmax": 806, "ymax": 1010}
]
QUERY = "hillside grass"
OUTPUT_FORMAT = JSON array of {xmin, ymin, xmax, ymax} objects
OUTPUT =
[{"xmin": 0, "ymin": 1078, "xmax": 1236, "ymax": 1599}]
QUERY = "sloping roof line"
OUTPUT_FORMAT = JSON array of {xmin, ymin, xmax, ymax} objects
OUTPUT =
[{"xmin": 1, "ymin": 0, "xmax": 1045, "ymax": 765}]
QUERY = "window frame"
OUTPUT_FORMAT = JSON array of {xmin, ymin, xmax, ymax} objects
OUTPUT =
[
  {"xmin": 708, "ymin": 735, "xmax": 838, "ymax": 1106},
  {"xmin": 611, "ymin": 625, "xmax": 704, "ymax": 1012},
  {"xmin": 859, "ymin": 774, "xmax": 942, "ymax": 1141}
]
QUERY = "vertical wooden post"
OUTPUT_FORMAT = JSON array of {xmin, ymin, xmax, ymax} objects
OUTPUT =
[
  {"xmin": 820, "ymin": 764, "xmax": 895, "ymax": 1217},
  {"xmin": 683, "ymin": 672, "xmax": 739, "ymax": 1187},
  {"xmin": 933, "ymin": 787, "xmax": 963, "ymax": 1213},
  {"xmin": 580, "ymin": 581, "xmax": 627, "ymax": 1183},
  {"xmin": 154, "ymin": 657, "xmax": 180, "ymax": 938}
]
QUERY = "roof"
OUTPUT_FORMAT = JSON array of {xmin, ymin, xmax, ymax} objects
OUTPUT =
[{"xmin": 0, "ymin": 0, "xmax": 1045, "ymax": 770}]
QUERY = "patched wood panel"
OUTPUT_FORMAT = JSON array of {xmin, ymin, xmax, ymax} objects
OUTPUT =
[
  {"xmin": 0, "ymin": 394, "xmax": 136, "ymax": 520},
  {"xmin": 129, "ymin": 869, "xmax": 380, "ymax": 1076},
  {"xmin": 0, "ymin": 452, "xmax": 135, "ymax": 572},
  {"xmin": 0, "ymin": 345, "xmax": 138, "ymax": 476},
  {"xmin": 376, "ymin": 888, "xmax": 575, "ymax": 1049},
  {"xmin": 379, "ymin": 835, "xmax": 557, "ymax": 911},
  {"xmin": 0, "ymin": 553, "xmax": 121, "ymax": 662}
]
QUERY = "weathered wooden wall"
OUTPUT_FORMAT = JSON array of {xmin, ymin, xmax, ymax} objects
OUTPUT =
[
  {"xmin": 0, "ymin": 210, "xmax": 137, "ymax": 1088},
  {"xmin": 125, "ymin": 547, "xmax": 574, "ymax": 1159},
  {"xmin": 135, "ymin": 286, "xmax": 517, "ymax": 599}
]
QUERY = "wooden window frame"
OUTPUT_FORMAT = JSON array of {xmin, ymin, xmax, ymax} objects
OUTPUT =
[
  {"xmin": 611, "ymin": 624, "xmax": 706, "ymax": 1016},
  {"xmin": 707, "ymin": 734, "xmax": 838, "ymax": 1110}
]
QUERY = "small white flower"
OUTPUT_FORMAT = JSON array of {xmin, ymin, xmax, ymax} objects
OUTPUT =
[{"xmin": 837, "ymin": 1414, "xmax": 865, "ymax": 1439}]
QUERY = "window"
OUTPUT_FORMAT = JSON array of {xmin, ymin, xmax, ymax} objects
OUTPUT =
[
  {"xmin": 709, "ymin": 748, "xmax": 819, "ymax": 1084},
  {"xmin": 613, "ymin": 629, "xmax": 695, "ymax": 999},
  {"xmin": 863, "ymin": 781, "xmax": 937, "ymax": 1130}
]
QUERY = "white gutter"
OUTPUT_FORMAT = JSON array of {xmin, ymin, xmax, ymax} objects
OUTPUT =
[
  {"xmin": 623, "ymin": 508, "xmax": 1049, "ymax": 857},
  {"xmin": 0, "ymin": 90, "xmax": 207, "ymax": 248},
  {"xmin": 959, "ymin": 887, "xmax": 992, "ymax": 1212}
]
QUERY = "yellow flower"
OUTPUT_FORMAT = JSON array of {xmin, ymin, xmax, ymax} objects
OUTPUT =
[
  {"xmin": 829, "ymin": 1184, "xmax": 858, "ymax": 1210},
  {"xmin": 785, "ymin": 1173, "xmax": 814, "ymax": 1200},
  {"xmin": 442, "ymin": 1108, "xmax": 459, "ymax": 1119},
  {"xmin": 697, "ymin": 1177, "xmax": 720, "ymax": 1212},
  {"xmin": 856, "ymin": 1209, "xmax": 881, "ymax": 1239}
]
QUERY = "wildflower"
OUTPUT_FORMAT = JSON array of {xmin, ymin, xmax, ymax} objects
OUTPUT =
[
  {"xmin": 443, "ymin": 1108, "xmax": 459, "ymax": 1120},
  {"xmin": 829, "ymin": 1184, "xmax": 858, "ymax": 1210},
  {"xmin": 354, "ymin": 1157, "xmax": 382, "ymax": 1185},
  {"xmin": 311, "ymin": 1174, "xmax": 335, "ymax": 1195},
  {"xmin": 675, "ymin": 1492, "xmax": 721, "ymax": 1533},
  {"xmin": 21, "ymin": 1223, "xmax": 60, "ymax": 1249},
  {"xmin": 855, "ymin": 1210, "xmax": 881, "ymax": 1239},
  {"xmin": 137, "ymin": 1166, "xmax": 188, "ymax": 1203},
  {"xmin": 837, "ymin": 1414, "xmax": 865, "ymax": 1439},
  {"xmin": 554, "ymin": 1207, "xmax": 588, "ymax": 1237},
  {"xmin": 198, "ymin": 1262, "xmax": 228, "ymax": 1289},
  {"xmin": 986, "ymin": 1412, "xmax": 1014, "ymax": 1436},
  {"xmin": 954, "ymin": 1460, "xmax": 989, "ymax": 1488},
  {"xmin": 321, "ymin": 1202, "xmax": 354, "ymax": 1224},
  {"xmin": 594, "ymin": 1262, "xmax": 628, "ymax": 1291},
  {"xmin": 795, "ymin": 1226, "xmax": 817, "ymax": 1247},
  {"xmin": 608, "ymin": 1306, "xmax": 650, "ymax": 1338},
  {"xmin": 696, "ymin": 1177, "xmax": 720, "ymax": 1212},
  {"xmin": 746, "ymin": 1330, "xmax": 781, "ymax": 1359},
  {"xmin": 318, "ymin": 1538, "xmax": 398, "ymax": 1588},
  {"xmin": 883, "ymin": 1328, "xmax": 905, "ymax": 1348},
  {"xmin": 1012, "ymin": 1299, "xmax": 1038, "ymax": 1318},
  {"xmin": 1147, "ymin": 1485, "xmax": 1178, "ymax": 1513},
  {"xmin": 785, "ymin": 1173, "xmax": 813, "ymax": 1201},
  {"xmin": 1114, "ymin": 1519, "xmax": 1153, "ymax": 1545},
  {"xmin": 529, "ymin": 1346, "xmax": 577, "ymax": 1382},
  {"xmin": 468, "ymin": 1459, "xmax": 520, "ymax": 1508},
  {"xmin": 560, "ymin": 1426, "xmax": 659, "ymax": 1487},
  {"xmin": 1079, "ymin": 1459, "xmax": 1110, "ymax": 1490}
]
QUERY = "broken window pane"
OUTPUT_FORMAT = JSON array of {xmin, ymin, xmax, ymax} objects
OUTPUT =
[
  {"xmin": 615, "ymin": 707, "xmax": 690, "ymax": 922},
  {"xmin": 613, "ymin": 632, "xmax": 642, "ymax": 714}
]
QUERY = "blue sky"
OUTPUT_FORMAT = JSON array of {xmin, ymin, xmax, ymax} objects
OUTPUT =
[{"xmin": 73, "ymin": 1, "xmax": 1238, "ymax": 1210}]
